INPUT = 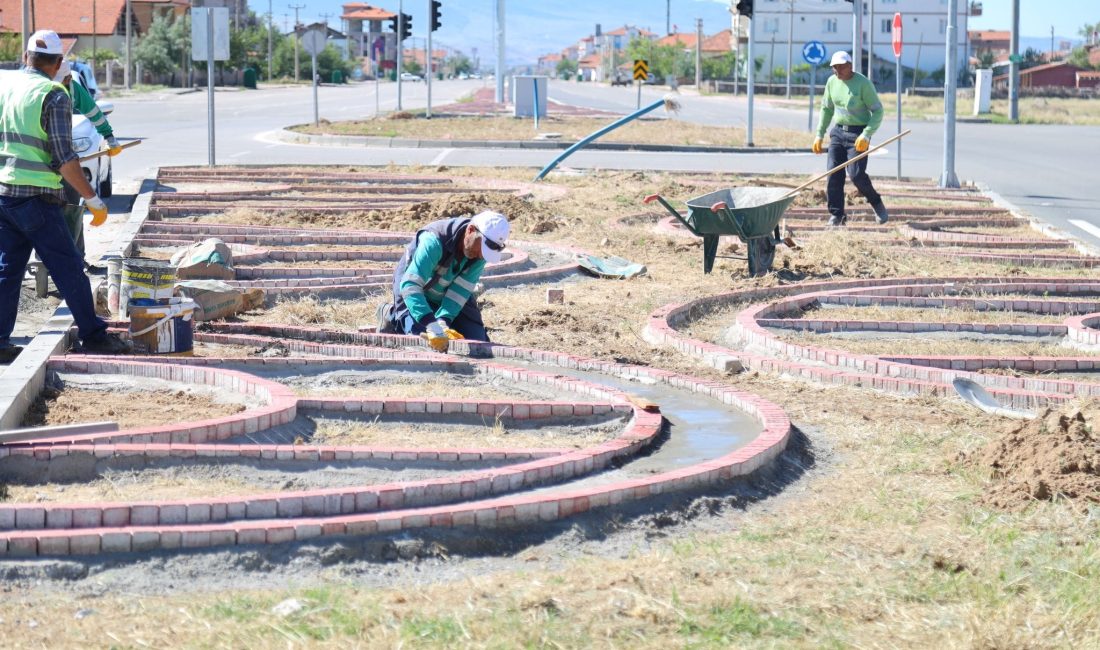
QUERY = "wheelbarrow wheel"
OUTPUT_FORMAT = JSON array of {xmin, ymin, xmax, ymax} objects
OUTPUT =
[{"xmin": 746, "ymin": 237, "xmax": 777, "ymax": 278}]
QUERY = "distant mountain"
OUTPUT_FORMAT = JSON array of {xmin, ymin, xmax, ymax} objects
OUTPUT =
[{"xmin": 1019, "ymin": 35, "xmax": 1084, "ymax": 55}]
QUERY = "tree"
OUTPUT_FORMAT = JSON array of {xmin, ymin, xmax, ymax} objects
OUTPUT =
[
  {"xmin": 132, "ymin": 14, "xmax": 183, "ymax": 76},
  {"xmin": 556, "ymin": 57, "xmax": 578, "ymax": 81},
  {"xmin": 976, "ymin": 52, "xmax": 995, "ymax": 69},
  {"xmin": 701, "ymin": 52, "xmax": 737, "ymax": 80},
  {"xmin": 625, "ymin": 37, "xmax": 692, "ymax": 79},
  {"xmin": 0, "ymin": 33, "xmax": 22, "ymax": 62},
  {"xmin": 1021, "ymin": 47, "xmax": 1044, "ymax": 70},
  {"xmin": 447, "ymin": 53, "xmax": 473, "ymax": 75}
]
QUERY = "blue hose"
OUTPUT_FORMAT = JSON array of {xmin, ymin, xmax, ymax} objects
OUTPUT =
[
  {"xmin": 533, "ymin": 78, "xmax": 540, "ymax": 130},
  {"xmin": 534, "ymin": 97, "xmax": 671, "ymax": 181}
]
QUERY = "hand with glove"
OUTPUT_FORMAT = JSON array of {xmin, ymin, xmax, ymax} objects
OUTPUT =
[
  {"xmin": 85, "ymin": 195, "xmax": 108, "ymax": 227},
  {"xmin": 811, "ymin": 137, "xmax": 825, "ymax": 155},
  {"xmin": 421, "ymin": 319, "xmax": 460, "ymax": 352},
  {"xmin": 854, "ymin": 134, "xmax": 870, "ymax": 153},
  {"xmin": 106, "ymin": 136, "xmax": 123, "ymax": 157}
]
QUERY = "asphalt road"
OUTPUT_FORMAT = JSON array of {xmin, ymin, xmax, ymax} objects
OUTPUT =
[{"xmin": 103, "ymin": 79, "xmax": 1100, "ymax": 251}]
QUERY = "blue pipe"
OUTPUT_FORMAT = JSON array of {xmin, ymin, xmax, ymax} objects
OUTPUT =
[
  {"xmin": 532, "ymin": 77, "xmax": 540, "ymax": 131},
  {"xmin": 534, "ymin": 97, "xmax": 670, "ymax": 181}
]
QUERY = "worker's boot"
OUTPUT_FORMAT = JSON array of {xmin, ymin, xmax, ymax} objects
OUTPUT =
[
  {"xmin": 872, "ymin": 202, "xmax": 889, "ymax": 225},
  {"xmin": 827, "ymin": 214, "xmax": 847, "ymax": 227},
  {"xmin": 78, "ymin": 332, "xmax": 132, "ymax": 355}
]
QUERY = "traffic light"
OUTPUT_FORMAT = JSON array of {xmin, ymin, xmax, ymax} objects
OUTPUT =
[
  {"xmin": 430, "ymin": 1, "xmax": 442, "ymax": 32},
  {"xmin": 400, "ymin": 12, "xmax": 412, "ymax": 42},
  {"xmin": 388, "ymin": 15, "xmax": 399, "ymax": 33},
  {"xmin": 735, "ymin": 0, "xmax": 753, "ymax": 19}
]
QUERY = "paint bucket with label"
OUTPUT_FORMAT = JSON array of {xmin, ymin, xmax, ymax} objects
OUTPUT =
[
  {"xmin": 128, "ymin": 297, "xmax": 195, "ymax": 355},
  {"xmin": 119, "ymin": 258, "xmax": 176, "ymax": 318},
  {"xmin": 106, "ymin": 256, "xmax": 123, "ymax": 317}
]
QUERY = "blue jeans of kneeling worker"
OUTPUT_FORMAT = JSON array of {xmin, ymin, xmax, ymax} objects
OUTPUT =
[
  {"xmin": 0, "ymin": 194, "xmax": 107, "ymax": 348},
  {"xmin": 399, "ymin": 299, "xmax": 490, "ymax": 343}
]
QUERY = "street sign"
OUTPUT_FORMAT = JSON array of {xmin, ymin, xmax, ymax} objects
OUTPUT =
[
  {"xmin": 802, "ymin": 40, "xmax": 827, "ymax": 66},
  {"xmin": 633, "ymin": 59, "xmax": 649, "ymax": 81},
  {"xmin": 1008, "ymin": 53, "xmax": 1023, "ymax": 63},
  {"xmin": 301, "ymin": 27, "xmax": 328, "ymax": 56},
  {"xmin": 892, "ymin": 13, "xmax": 903, "ymax": 58},
  {"xmin": 191, "ymin": 7, "xmax": 230, "ymax": 62}
]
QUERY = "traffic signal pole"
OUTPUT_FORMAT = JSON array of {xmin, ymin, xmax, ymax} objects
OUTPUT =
[
  {"xmin": 397, "ymin": 0, "xmax": 404, "ymax": 110},
  {"xmin": 427, "ymin": 0, "xmax": 433, "ymax": 118}
]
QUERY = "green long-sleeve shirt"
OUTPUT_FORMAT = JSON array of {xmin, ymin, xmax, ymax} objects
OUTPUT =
[
  {"xmin": 816, "ymin": 71, "xmax": 883, "ymax": 140},
  {"xmin": 70, "ymin": 79, "xmax": 113, "ymax": 139},
  {"xmin": 399, "ymin": 232, "xmax": 486, "ymax": 325}
]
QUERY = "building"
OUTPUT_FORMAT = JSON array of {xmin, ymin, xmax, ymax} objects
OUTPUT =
[
  {"xmin": 341, "ymin": 2, "xmax": 396, "ymax": 67},
  {"xmin": 537, "ymin": 52, "xmax": 562, "ymax": 76},
  {"xmin": 969, "ymin": 29, "xmax": 1010, "ymax": 60},
  {"xmin": 0, "ymin": 0, "xmax": 187, "ymax": 58},
  {"xmin": 1077, "ymin": 70, "xmax": 1100, "ymax": 90},
  {"xmin": 992, "ymin": 61, "xmax": 1084, "ymax": 90},
  {"xmin": 745, "ymin": 0, "xmax": 978, "ymax": 85}
]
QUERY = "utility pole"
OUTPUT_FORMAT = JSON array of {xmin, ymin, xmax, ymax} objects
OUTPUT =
[
  {"xmin": 426, "ymin": 0, "xmax": 432, "ymax": 118},
  {"xmin": 289, "ymin": 4, "xmax": 304, "ymax": 82},
  {"xmin": 732, "ymin": 10, "xmax": 740, "ymax": 95},
  {"xmin": 940, "ymin": 0, "xmax": 959, "ymax": 188},
  {"xmin": 1009, "ymin": 0, "xmax": 1019, "ymax": 122},
  {"xmin": 319, "ymin": 12, "xmax": 332, "ymax": 27},
  {"xmin": 785, "ymin": 0, "xmax": 793, "ymax": 99},
  {"xmin": 868, "ymin": 0, "xmax": 874, "ymax": 84},
  {"xmin": 695, "ymin": 18, "xmax": 702, "ymax": 89},
  {"xmin": 851, "ymin": 0, "xmax": 862, "ymax": 75},
  {"xmin": 92, "ymin": 0, "xmax": 97, "ymax": 73},
  {"xmin": 267, "ymin": 0, "xmax": 273, "ymax": 81},
  {"xmin": 667, "ymin": 0, "xmax": 671, "ymax": 35},
  {"xmin": 21, "ymin": 0, "xmax": 29, "ymax": 56},
  {"xmin": 125, "ymin": 0, "xmax": 132, "ymax": 88},
  {"xmin": 1050, "ymin": 25, "xmax": 1054, "ymax": 58},
  {"xmin": 747, "ymin": 13, "xmax": 755, "ymax": 146},
  {"xmin": 495, "ymin": 0, "xmax": 505, "ymax": 103}
]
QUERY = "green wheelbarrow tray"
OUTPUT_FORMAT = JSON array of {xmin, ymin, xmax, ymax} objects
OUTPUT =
[{"xmin": 644, "ymin": 187, "xmax": 796, "ymax": 275}]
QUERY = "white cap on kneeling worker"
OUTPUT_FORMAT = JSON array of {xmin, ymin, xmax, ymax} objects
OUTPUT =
[
  {"xmin": 830, "ymin": 51, "xmax": 853, "ymax": 67},
  {"xmin": 27, "ymin": 30, "xmax": 64, "ymax": 55},
  {"xmin": 470, "ymin": 211, "xmax": 510, "ymax": 264}
]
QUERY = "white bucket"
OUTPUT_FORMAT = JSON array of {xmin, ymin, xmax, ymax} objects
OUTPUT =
[{"xmin": 128, "ymin": 297, "xmax": 196, "ymax": 355}]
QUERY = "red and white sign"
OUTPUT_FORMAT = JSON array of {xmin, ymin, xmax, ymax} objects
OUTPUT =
[{"xmin": 892, "ymin": 13, "xmax": 903, "ymax": 58}]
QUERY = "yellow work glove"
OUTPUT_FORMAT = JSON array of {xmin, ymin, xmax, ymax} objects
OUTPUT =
[
  {"xmin": 421, "ymin": 320, "xmax": 451, "ymax": 353},
  {"xmin": 106, "ymin": 136, "xmax": 123, "ymax": 157},
  {"xmin": 811, "ymin": 137, "xmax": 825, "ymax": 155},
  {"xmin": 442, "ymin": 326, "xmax": 463, "ymax": 340},
  {"xmin": 855, "ymin": 135, "xmax": 870, "ymax": 153},
  {"xmin": 85, "ymin": 195, "xmax": 108, "ymax": 227}
]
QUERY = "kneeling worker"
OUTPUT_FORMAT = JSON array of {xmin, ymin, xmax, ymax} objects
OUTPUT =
[
  {"xmin": 379, "ymin": 211, "xmax": 510, "ymax": 352},
  {"xmin": 812, "ymin": 51, "xmax": 889, "ymax": 227}
]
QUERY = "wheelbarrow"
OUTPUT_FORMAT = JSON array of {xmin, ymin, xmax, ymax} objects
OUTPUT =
[{"xmin": 644, "ymin": 187, "xmax": 796, "ymax": 276}]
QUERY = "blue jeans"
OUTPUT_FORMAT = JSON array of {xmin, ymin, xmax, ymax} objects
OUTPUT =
[{"xmin": 0, "ymin": 194, "xmax": 106, "ymax": 348}]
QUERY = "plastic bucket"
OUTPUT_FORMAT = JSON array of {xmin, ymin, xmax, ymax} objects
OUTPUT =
[
  {"xmin": 128, "ymin": 297, "xmax": 195, "ymax": 355},
  {"xmin": 119, "ymin": 258, "xmax": 176, "ymax": 318}
]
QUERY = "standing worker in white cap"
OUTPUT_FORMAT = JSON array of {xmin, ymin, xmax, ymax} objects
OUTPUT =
[
  {"xmin": 378, "ymin": 211, "xmax": 511, "ymax": 352},
  {"xmin": 0, "ymin": 30, "xmax": 130, "ymax": 363},
  {"xmin": 812, "ymin": 51, "xmax": 889, "ymax": 227}
]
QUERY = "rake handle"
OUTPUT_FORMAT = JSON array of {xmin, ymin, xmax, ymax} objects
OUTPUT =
[
  {"xmin": 77, "ymin": 139, "xmax": 142, "ymax": 163},
  {"xmin": 781, "ymin": 129, "xmax": 911, "ymax": 200}
]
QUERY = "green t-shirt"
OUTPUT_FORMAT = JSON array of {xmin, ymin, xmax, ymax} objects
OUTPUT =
[{"xmin": 816, "ymin": 71, "xmax": 883, "ymax": 139}]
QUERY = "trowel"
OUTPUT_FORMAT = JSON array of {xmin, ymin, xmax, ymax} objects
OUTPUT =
[{"xmin": 951, "ymin": 377, "xmax": 1037, "ymax": 420}]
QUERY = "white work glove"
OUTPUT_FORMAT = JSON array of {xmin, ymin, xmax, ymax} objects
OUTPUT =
[
  {"xmin": 85, "ymin": 195, "xmax": 108, "ymax": 227},
  {"xmin": 422, "ymin": 319, "xmax": 462, "ymax": 352},
  {"xmin": 106, "ymin": 136, "xmax": 122, "ymax": 157}
]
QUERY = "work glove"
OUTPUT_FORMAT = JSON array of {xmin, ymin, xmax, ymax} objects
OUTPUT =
[
  {"xmin": 85, "ymin": 195, "xmax": 108, "ymax": 227},
  {"xmin": 421, "ymin": 320, "xmax": 452, "ymax": 353},
  {"xmin": 106, "ymin": 136, "xmax": 123, "ymax": 157},
  {"xmin": 811, "ymin": 137, "xmax": 825, "ymax": 155},
  {"xmin": 854, "ymin": 135, "xmax": 870, "ymax": 153}
]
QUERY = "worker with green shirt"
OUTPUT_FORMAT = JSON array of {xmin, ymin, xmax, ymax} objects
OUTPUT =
[
  {"xmin": 378, "ymin": 211, "xmax": 511, "ymax": 352},
  {"xmin": 56, "ymin": 60, "xmax": 121, "ymax": 270},
  {"xmin": 812, "ymin": 51, "xmax": 889, "ymax": 227}
]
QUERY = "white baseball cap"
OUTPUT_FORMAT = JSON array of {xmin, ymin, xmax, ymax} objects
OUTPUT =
[
  {"xmin": 53, "ymin": 60, "xmax": 72, "ymax": 83},
  {"xmin": 27, "ymin": 30, "xmax": 64, "ymax": 55},
  {"xmin": 830, "ymin": 51, "xmax": 853, "ymax": 66},
  {"xmin": 469, "ymin": 211, "xmax": 510, "ymax": 264}
]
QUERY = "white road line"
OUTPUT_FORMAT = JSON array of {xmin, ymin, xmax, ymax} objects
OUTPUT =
[
  {"xmin": 430, "ymin": 148, "xmax": 455, "ymax": 165},
  {"xmin": 228, "ymin": 150, "xmax": 251, "ymax": 159},
  {"xmin": 1069, "ymin": 219, "xmax": 1100, "ymax": 241}
]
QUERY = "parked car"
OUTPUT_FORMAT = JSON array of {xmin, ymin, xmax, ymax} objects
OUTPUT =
[
  {"xmin": 399, "ymin": 72, "xmax": 422, "ymax": 82},
  {"xmin": 610, "ymin": 73, "xmax": 631, "ymax": 87},
  {"xmin": 72, "ymin": 100, "xmax": 114, "ymax": 198},
  {"xmin": 470, "ymin": 72, "xmax": 482, "ymax": 80},
  {"xmin": 70, "ymin": 60, "xmax": 99, "ymax": 99}
]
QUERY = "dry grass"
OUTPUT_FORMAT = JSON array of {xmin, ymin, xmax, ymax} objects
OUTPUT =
[
  {"xmin": 806, "ymin": 304, "xmax": 1068, "ymax": 325},
  {"xmin": 777, "ymin": 329, "xmax": 1095, "ymax": 358},
  {"xmin": 311, "ymin": 416, "xmax": 616, "ymax": 450},
  {"xmin": 293, "ymin": 115, "xmax": 809, "ymax": 148},
  {"xmin": 2, "ymin": 472, "xmax": 270, "ymax": 504},
  {"xmin": 258, "ymin": 294, "xmax": 377, "ymax": 330}
]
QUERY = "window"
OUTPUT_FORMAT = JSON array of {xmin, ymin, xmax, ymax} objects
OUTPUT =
[
  {"xmin": 882, "ymin": 18, "xmax": 892, "ymax": 33},
  {"xmin": 823, "ymin": 18, "xmax": 838, "ymax": 34},
  {"xmin": 939, "ymin": 18, "xmax": 947, "ymax": 34},
  {"xmin": 764, "ymin": 18, "xmax": 780, "ymax": 34}
]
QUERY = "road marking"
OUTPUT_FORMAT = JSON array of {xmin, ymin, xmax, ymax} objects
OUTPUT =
[
  {"xmin": 228, "ymin": 150, "xmax": 251, "ymax": 159},
  {"xmin": 1069, "ymin": 219, "xmax": 1100, "ymax": 241},
  {"xmin": 430, "ymin": 148, "xmax": 455, "ymax": 165}
]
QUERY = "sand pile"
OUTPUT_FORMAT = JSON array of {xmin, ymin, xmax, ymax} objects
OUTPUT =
[{"xmin": 974, "ymin": 401, "xmax": 1100, "ymax": 510}]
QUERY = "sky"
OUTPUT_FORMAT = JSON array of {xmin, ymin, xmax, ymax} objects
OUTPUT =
[{"xmin": 280, "ymin": 1, "xmax": 1099, "ymax": 65}]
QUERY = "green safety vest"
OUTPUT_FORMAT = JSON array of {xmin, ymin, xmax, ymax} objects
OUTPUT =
[{"xmin": 0, "ymin": 71, "xmax": 67, "ymax": 189}]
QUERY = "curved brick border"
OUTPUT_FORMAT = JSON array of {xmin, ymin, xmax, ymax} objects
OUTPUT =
[
  {"xmin": 0, "ymin": 324, "xmax": 791, "ymax": 556},
  {"xmin": 647, "ymin": 277, "xmax": 1100, "ymax": 410}
]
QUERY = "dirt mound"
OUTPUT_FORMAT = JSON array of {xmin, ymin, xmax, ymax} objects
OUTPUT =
[
  {"xmin": 973, "ymin": 401, "xmax": 1100, "ymax": 511},
  {"xmin": 22, "ymin": 388, "xmax": 245, "ymax": 430},
  {"xmin": 389, "ymin": 192, "xmax": 558, "ymax": 235},
  {"xmin": 776, "ymin": 231, "xmax": 905, "ymax": 279}
]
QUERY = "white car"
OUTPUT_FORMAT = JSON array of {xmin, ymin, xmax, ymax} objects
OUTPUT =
[
  {"xmin": 399, "ymin": 72, "xmax": 422, "ymax": 82},
  {"xmin": 72, "ymin": 100, "xmax": 114, "ymax": 198}
]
